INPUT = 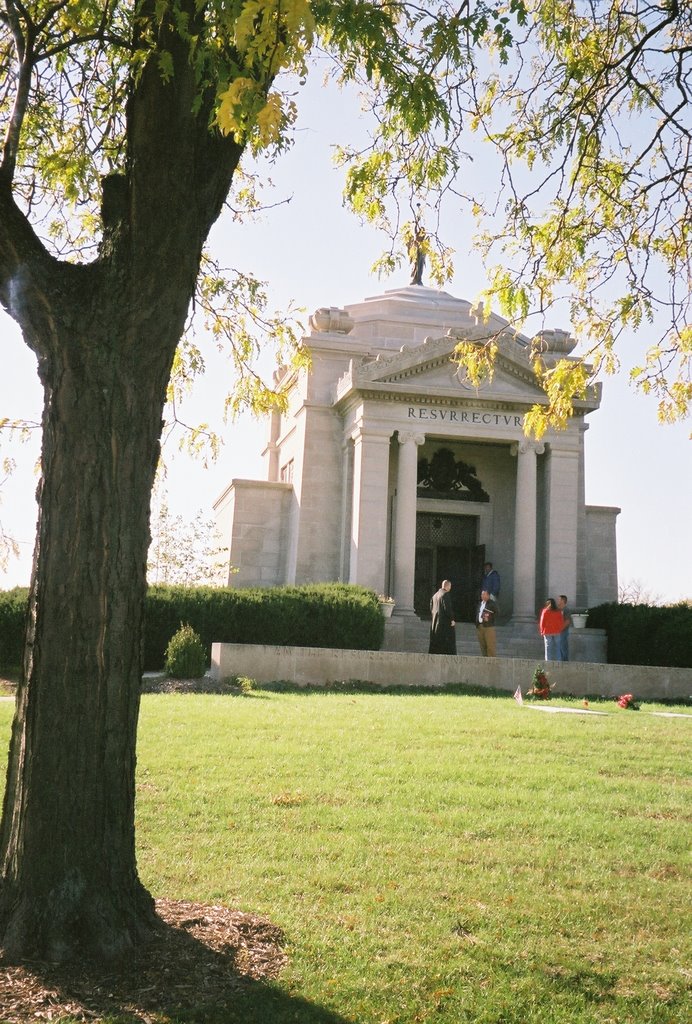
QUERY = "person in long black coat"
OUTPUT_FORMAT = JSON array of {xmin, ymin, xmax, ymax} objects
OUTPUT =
[{"xmin": 428, "ymin": 580, "xmax": 457, "ymax": 654}]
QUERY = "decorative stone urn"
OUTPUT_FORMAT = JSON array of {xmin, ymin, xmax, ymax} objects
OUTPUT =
[
  {"xmin": 531, "ymin": 328, "xmax": 578, "ymax": 355},
  {"xmin": 378, "ymin": 598, "xmax": 396, "ymax": 618},
  {"xmin": 309, "ymin": 307, "xmax": 354, "ymax": 335}
]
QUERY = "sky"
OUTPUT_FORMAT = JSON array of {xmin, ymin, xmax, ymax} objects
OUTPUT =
[{"xmin": 1, "ymin": 72, "xmax": 691, "ymax": 604}]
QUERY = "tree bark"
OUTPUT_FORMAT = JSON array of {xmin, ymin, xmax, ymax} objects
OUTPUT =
[
  {"xmin": 0, "ymin": 296, "xmax": 177, "ymax": 959},
  {"xmin": 0, "ymin": 0, "xmax": 245, "ymax": 960}
]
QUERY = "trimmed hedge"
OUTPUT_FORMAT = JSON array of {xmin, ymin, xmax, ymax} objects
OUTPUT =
[
  {"xmin": 143, "ymin": 583, "xmax": 384, "ymax": 669},
  {"xmin": 3, "ymin": 589, "xmax": 689, "ymax": 671},
  {"xmin": 587, "ymin": 602, "xmax": 692, "ymax": 668},
  {"xmin": 0, "ymin": 584, "xmax": 385, "ymax": 670},
  {"xmin": 0, "ymin": 587, "xmax": 29, "ymax": 669}
]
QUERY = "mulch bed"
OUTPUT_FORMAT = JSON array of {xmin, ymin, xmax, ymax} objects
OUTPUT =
[
  {"xmin": 140, "ymin": 674, "xmax": 235, "ymax": 695},
  {"xmin": 2, "ymin": 675, "xmax": 236, "ymax": 697},
  {"xmin": 0, "ymin": 898, "xmax": 287, "ymax": 1023}
]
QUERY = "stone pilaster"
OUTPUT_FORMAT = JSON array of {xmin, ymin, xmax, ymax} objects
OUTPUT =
[
  {"xmin": 575, "ymin": 424, "xmax": 589, "ymax": 609},
  {"xmin": 263, "ymin": 407, "xmax": 281, "ymax": 482},
  {"xmin": 349, "ymin": 427, "xmax": 393, "ymax": 593},
  {"xmin": 392, "ymin": 431, "xmax": 425, "ymax": 611},
  {"xmin": 339, "ymin": 437, "xmax": 353, "ymax": 581},
  {"xmin": 545, "ymin": 445, "xmax": 579, "ymax": 599},
  {"xmin": 511, "ymin": 439, "xmax": 545, "ymax": 622}
]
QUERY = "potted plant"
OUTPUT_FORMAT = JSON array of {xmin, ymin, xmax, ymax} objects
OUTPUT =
[
  {"xmin": 572, "ymin": 610, "xmax": 588, "ymax": 629},
  {"xmin": 378, "ymin": 595, "xmax": 396, "ymax": 618}
]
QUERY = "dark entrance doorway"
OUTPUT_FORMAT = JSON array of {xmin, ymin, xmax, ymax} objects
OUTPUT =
[{"xmin": 414, "ymin": 513, "xmax": 485, "ymax": 622}]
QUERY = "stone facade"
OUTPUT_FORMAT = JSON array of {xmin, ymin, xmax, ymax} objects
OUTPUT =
[{"xmin": 214, "ymin": 285, "xmax": 620, "ymax": 654}]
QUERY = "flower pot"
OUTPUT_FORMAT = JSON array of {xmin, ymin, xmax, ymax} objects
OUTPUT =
[
  {"xmin": 379, "ymin": 601, "xmax": 395, "ymax": 618},
  {"xmin": 572, "ymin": 613, "xmax": 588, "ymax": 629}
]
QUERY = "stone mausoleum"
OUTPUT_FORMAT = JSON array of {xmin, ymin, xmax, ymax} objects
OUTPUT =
[{"xmin": 214, "ymin": 285, "xmax": 619, "ymax": 657}]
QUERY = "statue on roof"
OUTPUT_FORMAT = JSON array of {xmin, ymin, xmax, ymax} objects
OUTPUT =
[{"xmin": 408, "ymin": 223, "xmax": 426, "ymax": 286}]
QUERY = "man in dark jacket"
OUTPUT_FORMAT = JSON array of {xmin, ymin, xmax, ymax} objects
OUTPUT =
[
  {"xmin": 429, "ymin": 580, "xmax": 457, "ymax": 654},
  {"xmin": 481, "ymin": 562, "xmax": 500, "ymax": 600}
]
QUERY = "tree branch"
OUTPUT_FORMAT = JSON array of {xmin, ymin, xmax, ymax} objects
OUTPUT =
[{"xmin": 1, "ymin": 0, "xmax": 35, "ymax": 180}]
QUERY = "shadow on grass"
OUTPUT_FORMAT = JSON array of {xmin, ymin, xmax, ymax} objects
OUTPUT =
[
  {"xmin": 2, "ymin": 902, "xmax": 350, "ymax": 1024},
  {"xmin": 256, "ymin": 679, "xmax": 514, "ymax": 699},
  {"xmin": 248, "ymin": 680, "xmax": 691, "ymax": 708}
]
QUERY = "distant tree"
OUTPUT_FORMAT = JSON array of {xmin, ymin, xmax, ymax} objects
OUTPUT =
[
  {"xmin": 0, "ymin": 419, "xmax": 37, "ymax": 572},
  {"xmin": 618, "ymin": 579, "xmax": 663, "ymax": 606},
  {"xmin": 147, "ymin": 498, "xmax": 230, "ymax": 587},
  {"xmin": 0, "ymin": 457, "xmax": 19, "ymax": 571}
]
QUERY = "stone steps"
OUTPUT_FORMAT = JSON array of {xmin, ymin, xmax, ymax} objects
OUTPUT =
[{"xmin": 382, "ymin": 615, "xmax": 606, "ymax": 663}]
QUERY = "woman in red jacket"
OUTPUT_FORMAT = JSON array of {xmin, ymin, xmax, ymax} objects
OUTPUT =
[{"xmin": 539, "ymin": 598, "xmax": 565, "ymax": 661}]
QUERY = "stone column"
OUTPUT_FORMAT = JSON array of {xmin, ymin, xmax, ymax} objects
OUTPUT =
[
  {"xmin": 393, "ymin": 431, "xmax": 425, "ymax": 611},
  {"xmin": 575, "ymin": 424, "xmax": 589, "ymax": 609},
  {"xmin": 263, "ymin": 407, "xmax": 281, "ymax": 482},
  {"xmin": 544, "ymin": 445, "xmax": 579, "ymax": 599},
  {"xmin": 511, "ymin": 439, "xmax": 544, "ymax": 622},
  {"xmin": 349, "ymin": 427, "xmax": 393, "ymax": 594}
]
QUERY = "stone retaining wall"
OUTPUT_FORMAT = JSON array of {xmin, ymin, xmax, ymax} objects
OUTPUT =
[{"xmin": 211, "ymin": 643, "xmax": 692, "ymax": 701}]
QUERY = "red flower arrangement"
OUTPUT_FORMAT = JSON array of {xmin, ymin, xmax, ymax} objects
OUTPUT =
[
  {"xmin": 527, "ymin": 665, "xmax": 552, "ymax": 700},
  {"xmin": 617, "ymin": 693, "xmax": 640, "ymax": 710}
]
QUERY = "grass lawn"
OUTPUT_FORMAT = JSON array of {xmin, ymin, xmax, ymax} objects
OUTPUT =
[{"xmin": 1, "ymin": 688, "xmax": 690, "ymax": 1023}]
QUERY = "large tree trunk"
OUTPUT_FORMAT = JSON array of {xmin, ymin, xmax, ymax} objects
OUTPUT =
[
  {"xmin": 0, "ymin": 303, "xmax": 178, "ymax": 960},
  {"xmin": 0, "ymin": 0, "xmax": 245, "ymax": 962}
]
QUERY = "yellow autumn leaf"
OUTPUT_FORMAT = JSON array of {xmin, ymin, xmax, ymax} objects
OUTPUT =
[
  {"xmin": 255, "ymin": 93, "xmax": 284, "ymax": 147},
  {"xmin": 216, "ymin": 77, "xmax": 257, "ymax": 138}
]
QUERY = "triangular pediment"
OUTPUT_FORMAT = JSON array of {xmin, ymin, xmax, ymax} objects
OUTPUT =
[{"xmin": 338, "ymin": 327, "xmax": 548, "ymax": 404}]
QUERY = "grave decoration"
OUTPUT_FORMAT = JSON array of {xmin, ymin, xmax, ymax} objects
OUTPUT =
[{"xmin": 526, "ymin": 665, "xmax": 553, "ymax": 700}]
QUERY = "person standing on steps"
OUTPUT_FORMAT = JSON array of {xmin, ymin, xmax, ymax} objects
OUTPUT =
[
  {"xmin": 539, "ymin": 598, "xmax": 564, "ymax": 661},
  {"xmin": 557, "ymin": 595, "xmax": 572, "ymax": 662},
  {"xmin": 481, "ymin": 562, "xmax": 500, "ymax": 602},
  {"xmin": 476, "ymin": 589, "xmax": 499, "ymax": 657},
  {"xmin": 429, "ymin": 580, "xmax": 457, "ymax": 654}
]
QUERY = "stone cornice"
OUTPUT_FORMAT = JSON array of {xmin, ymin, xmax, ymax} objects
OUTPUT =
[
  {"xmin": 332, "ymin": 385, "xmax": 600, "ymax": 424},
  {"xmin": 334, "ymin": 380, "xmax": 551, "ymax": 412}
]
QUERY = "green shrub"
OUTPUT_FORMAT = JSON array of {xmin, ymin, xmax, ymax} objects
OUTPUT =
[
  {"xmin": 587, "ymin": 601, "xmax": 692, "ymax": 667},
  {"xmin": 164, "ymin": 623, "xmax": 207, "ymax": 678},
  {"xmin": 0, "ymin": 587, "xmax": 29, "ymax": 669},
  {"xmin": 238, "ymin": 676, "xmax": 255, "ymax": 695}
]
